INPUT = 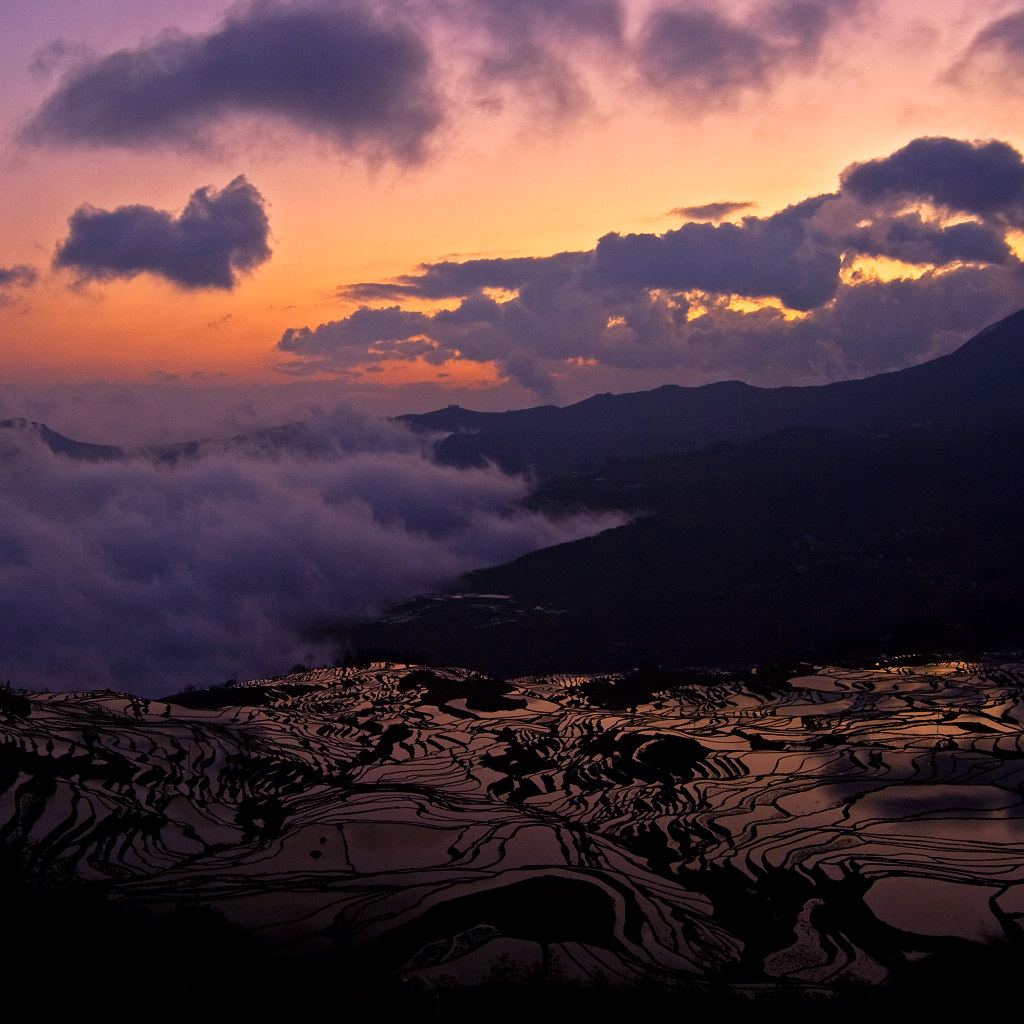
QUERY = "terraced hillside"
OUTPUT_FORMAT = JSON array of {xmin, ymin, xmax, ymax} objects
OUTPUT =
[{"xmin": 3, "ymin": 660, "xmax": 1024, "ymax": 998}]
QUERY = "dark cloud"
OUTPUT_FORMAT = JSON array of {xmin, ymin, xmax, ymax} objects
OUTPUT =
[
  {"xmin": 0, "ymin": 265, "xmax": 38, "ymax": 287},
  {"xmin": 281, "ymin": 260, "xmax": 1024, "ymax": 393},
  {"xmin": 341, "ymin": 252, "xmax": 588, "ymax": 301},
  {"xmin": 635, "ymin": 7, "xmax": 773, "ymax": 97},
  {"xmin": 846, "ymin": 213, "xmax": 1012, "ymax": 267},
  {"xmin": 669, "ymin": 263, "xmax": 1024, "ymax": 385},
  {"xmin": 670, "ymin": 201, "xmax": 754, "ymax": 221},
  {"xmin": 947, "ymin": 10, "xmax": 1024, "ymax": 88},
  {"xmin": 0, "ymin": 265, "xmax": 38, "ymax": 304},
  {"xmin": 281, "ymin": 306, "xmax": 436, "ymax": 368},
  {"xmin": 0, "ymin": 413, "xmax": 623, "ymax": 696},
  {"xmin": 840, "ymin": 137, "xmax": 1024, "ymax": 224},
  {"xmin": 757, "ymin": 0, "xmax": 853, "ymax": 60},
  {"xmin": 281, "ymin": 280, "xmax": 623, "ymax": 391},
  {"xmin": 54, "ymin": 176, "xmax": 271, "ymax": 290},
  {"xmin": 21, "ymin": 2, "xmax": 442, "ymax": 163},
  {"xmin": 456, "ymin": 0, "xmax": 625, "ymax": 116},
  {"xmin": 634, "ymin": 0, "xmax": 859, "ymax": 102},
  {"xmin": 588, "ymin": 195, "xmax": 841, "ymax": 311},
  {"xmin": 283, "ymin": 136, "xmax": 1024, "ymax": 396},
  {"xmin": 803, "ymin": 263, "xmax": 1024, "ymax": 378},
  {"xmin": 20, "ymin": 0, "xmax": 861, "ymax": 162}
]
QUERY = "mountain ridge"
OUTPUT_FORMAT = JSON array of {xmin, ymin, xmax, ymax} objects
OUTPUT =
[
  {"xmin": 5, "ymin": 308, "xmax": 1022, "ymax": 467},
  {"xmin": 401, "ymin": 308, "xmax": 1024, "ymax": 475}
]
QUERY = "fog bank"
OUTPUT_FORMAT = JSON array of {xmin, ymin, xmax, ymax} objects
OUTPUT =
[{"xmin": 0, "ymin": 414, "xmax": 623, "ymax": 696}]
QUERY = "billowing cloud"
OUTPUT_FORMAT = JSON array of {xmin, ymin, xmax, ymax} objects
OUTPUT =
[
  {"xmin": 0, "ymin": 265, "xmax": 38, "ymax": 305},
  {"xmin": 283, "ymin": 136, "xmax": 1024, "ymax": 397},
  {"xmin": 281, "ymin": 306, "xmax": 436, "ymax": 368},
  {"xmin": 588, "ymin": 195, "xmax": 841, "ymax": 311},
  {"xmin": 840, "ymin": 137, "xmax": 1024, "ymax": 225},
  {"xmin": 0, "ymin": 413, "xmax": 623, "ymax": 696},
  {"xmin": 21, "ymin": 2, "xmax": 442, "ymax": 163},
  {"xmin": 54, "ymin": 176, "xmax": 271, "ymax": 289},
  {"xmin": 284, "ymin": 262, "xmax": 1023, "ymax": 391},
  {"xmin": 661, "ymin": 263, "xmax": 1024, "ymax": 384},
  {"xmin": 844, "ymin": 212, "xmax": 1012, "ymax": 267},
  {"xmin": 634, "ymin": 0, "xmax": 860, "ymax": 103}
]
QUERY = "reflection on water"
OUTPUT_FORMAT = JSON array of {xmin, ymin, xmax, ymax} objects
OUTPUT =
[{"xmin": 2, "ymin": 659, "xmax": 1024, "ymax": 991}]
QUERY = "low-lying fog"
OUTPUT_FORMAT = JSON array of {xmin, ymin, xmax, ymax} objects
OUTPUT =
[{"xmin": 0, "ymin": 407, "xmax": 624, "ymax": 697}]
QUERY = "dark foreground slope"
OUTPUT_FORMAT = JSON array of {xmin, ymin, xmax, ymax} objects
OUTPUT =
[{"xmin": 354, "ymin": 312, "xmax": 1024, "ymax": 674}]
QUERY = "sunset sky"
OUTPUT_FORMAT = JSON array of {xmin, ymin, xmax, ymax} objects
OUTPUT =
[{"xmin": 3, "ymin": 0, "xmax": 1024, "ymax": 441}]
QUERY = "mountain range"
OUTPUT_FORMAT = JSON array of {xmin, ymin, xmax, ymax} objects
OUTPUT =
[
  {"xmin": 4, "ymin": 308, "xmax": 1023, "ymax": 678},
  {"xmin": 400, "ymin": 309, "xmax": 1024, "ymax": 476},
  {"xmin": 350, "ymin": 309, "xmax": 1024, "ymax": 674}
]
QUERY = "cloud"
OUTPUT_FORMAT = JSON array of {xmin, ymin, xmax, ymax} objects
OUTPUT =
[
  {"xmin": 454, "ymin": 0, "xmax": 625, "ymax": 116},
  {"xmin": 756, "ymin": 0, "xmax": 855, "ymax": 60},
  {"xmin": 54, "ymin": 176, "xmax": 271, "ymax": 289},
  {"xmin": 946, "ymin": 10, "xmax": 1024, "ymax": 91},
  {"xmin": 342, "ymin": 252, "xmax": 588, "ymax": 302},
  {"xmin": 0, "ymin": 265, "xmax": 38, "ymax": 305},
  {"xmin": 633, "ymin": 0, "xmax": 860, "ymax": 103},
  {"xmin": 280, "ymin": 306, "xmax": 437, "ymax": 368},
  {"xmin": 587, "ymin": 194, "xmax": 842, "ymax": 311},
  {"xmin": 844, "ymin": 212, "xmax": 1012, "ymax": 267},
  {"xmin": 0, "ymin": 412, "xmax": 623, "ymax": 696},
  {"xmin": 840, "ymin": 137, "xmax": 1024, "ymax": 225},
  {"xmin": 666, "ymin": 262, "xmax": 1024, "ymax": 384},
  {"xmin": 28, "ymin": 38, "xmax": 91, "ymax": 80},
  {"xmin": 670, "ymin": 201, "xmax": 754, "ymax": 221},
  {"xmin": 281, "ymin": 279, "xmax": 618, "ymax": 389},
  {"xmin": 21, "ymin": 2, "xmax": 443, "ymax": 163},
  {"xmin": 283, "ymin": 136, "xmax": 1024, "ymax": 398},
  {"xmin": 20, "ymin": 0, "xmax": 860, "ymax": 163},
  {"xmin": 635, "ymin": 6, "xmax": 773, "ymax": 98}
]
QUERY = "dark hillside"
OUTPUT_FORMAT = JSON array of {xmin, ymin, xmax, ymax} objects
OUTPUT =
[{"xmin": 350, "ymin": 417, "xmax": 1024, "ymax": 675}]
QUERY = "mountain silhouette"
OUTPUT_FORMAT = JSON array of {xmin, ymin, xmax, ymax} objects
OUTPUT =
[
  {"xmin": 0, "ymin": 418, "xmax": 123, "ymax": 461},
  {"xmin": 401, "ymin": 309, "xmax": 1024, "ymax": 476}
]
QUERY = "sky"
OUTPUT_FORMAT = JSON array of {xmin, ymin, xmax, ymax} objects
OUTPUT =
[{"xmin": 1, "ymin": 0, "xmax": 1024, "ymax": 442}]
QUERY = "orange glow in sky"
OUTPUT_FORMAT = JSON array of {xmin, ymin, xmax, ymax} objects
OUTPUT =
[{"xmin": 1, "ymin": 0, "xmax": 1023, "ymax": 420}]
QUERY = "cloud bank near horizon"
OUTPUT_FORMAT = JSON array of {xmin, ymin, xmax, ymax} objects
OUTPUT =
[
  {"xmin": 279, "ymin": 136, "xmax": 1024, "ymax": 397},
  {"xmin": 0, "ymin": 415, "xmax": 624, "ymax": 697}
]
